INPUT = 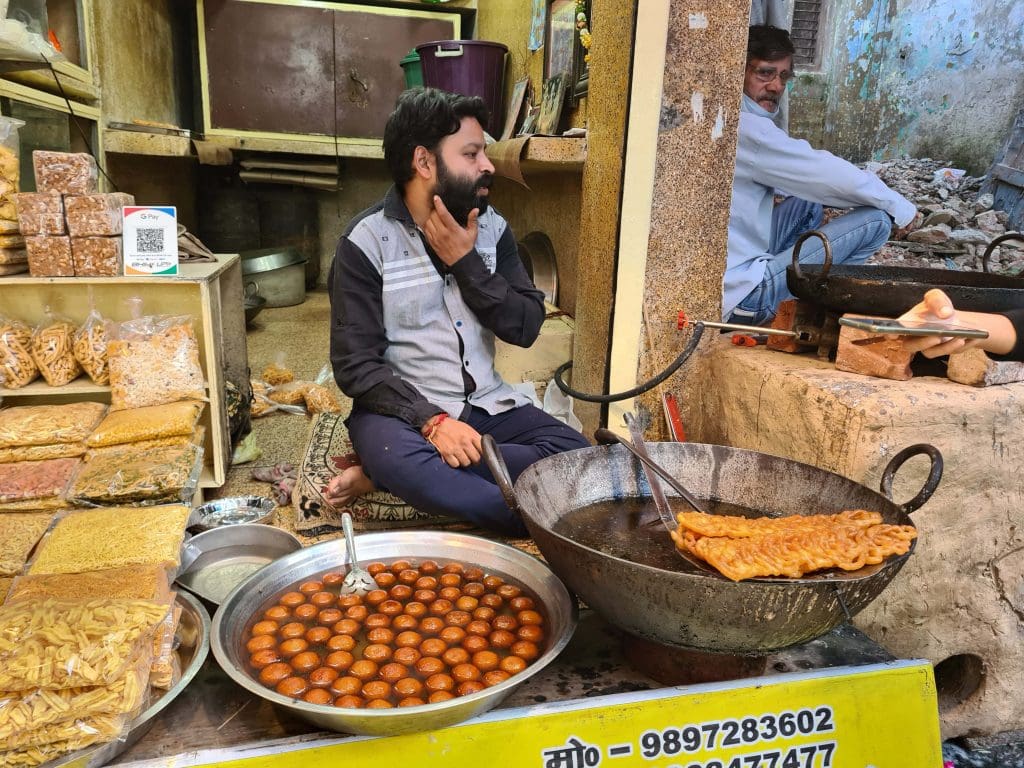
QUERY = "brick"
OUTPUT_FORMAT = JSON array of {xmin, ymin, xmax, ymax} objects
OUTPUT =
[{"xmin": 834, "ymin": 317, "xmax": 914, "ymax": 380}]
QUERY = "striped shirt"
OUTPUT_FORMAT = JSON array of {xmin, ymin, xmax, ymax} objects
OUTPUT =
[{"xmin": 329, "ymin": 186, "xmax": 545, "ymax": 427}]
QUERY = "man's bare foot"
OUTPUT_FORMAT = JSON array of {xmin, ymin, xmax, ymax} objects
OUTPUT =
[{"xmin": 324, "ymin": 465, "xmax": 375, "ymax": 507}]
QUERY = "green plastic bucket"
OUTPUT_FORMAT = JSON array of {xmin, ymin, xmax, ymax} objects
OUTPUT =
[{"xmin": 400, "ymin": 48, "xmax": 423, "ymax": 89}]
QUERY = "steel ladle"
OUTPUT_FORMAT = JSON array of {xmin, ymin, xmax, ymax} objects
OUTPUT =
[
  {"xmin": 339, "ymin": 512, "xmax": 375, "ymax": 595},
  {"xmin": 594, "ymin": 422, "xmax": 717, "ymax": 574}
]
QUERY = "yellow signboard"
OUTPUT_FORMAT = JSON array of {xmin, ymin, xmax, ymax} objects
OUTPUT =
[{"xmin": 197, "ymin": 661, "xmax": 942, "ymax": 768}]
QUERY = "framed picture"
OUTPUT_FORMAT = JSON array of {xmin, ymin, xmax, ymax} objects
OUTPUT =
[
  {"xmin": 544, "ymin": 0, "xmax": 589, "ymax": 105},
  {"xmin": 537, "ymin": 73, "xmax": 568, "ymax": 135},
  {"xmin": 500, "ymin": 78, "xmax": 531, "ymax": 141}
]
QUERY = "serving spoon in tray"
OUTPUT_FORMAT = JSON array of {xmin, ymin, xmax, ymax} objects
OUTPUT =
[{"xmin": 340, "ymin": 512, "xmax": 376, "ymax": 595}]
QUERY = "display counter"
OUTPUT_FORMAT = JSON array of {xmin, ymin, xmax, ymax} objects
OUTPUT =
[
  {"xmin": 111, "ymin": 610, "xmax": 943, "ymax": 768},
  {"xmin": 0, "ymin": 256, "xmax": 248, "ymax": 490}
]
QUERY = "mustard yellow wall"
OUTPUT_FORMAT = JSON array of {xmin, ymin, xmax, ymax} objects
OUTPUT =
[{"xmin": 477, "ymin": 0, "xmax": 587, "ymax": 129}]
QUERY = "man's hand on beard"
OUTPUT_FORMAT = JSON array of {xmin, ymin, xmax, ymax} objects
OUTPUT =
[{"xmin": 424, "ymin": 195, "xmax": 479, "ymax": 266}]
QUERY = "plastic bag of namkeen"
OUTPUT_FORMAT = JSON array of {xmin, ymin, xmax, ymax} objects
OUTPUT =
[{"xmin": 26, "ymin": 505, "xmax": 190, "ymax": 576}]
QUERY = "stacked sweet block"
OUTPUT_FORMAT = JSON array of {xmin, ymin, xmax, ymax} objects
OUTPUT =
[{"xmin": 13, "ymin": 152, "xmax": 134, "ymax": 277}]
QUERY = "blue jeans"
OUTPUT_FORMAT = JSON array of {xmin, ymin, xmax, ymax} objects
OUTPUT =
[
  {"xmin": 729, "ymin": 200, "xmax": 892, "ymax": 325},
  {"xmin": 347, "ymin": 404, "xmax": 590, "ymax": 536}
]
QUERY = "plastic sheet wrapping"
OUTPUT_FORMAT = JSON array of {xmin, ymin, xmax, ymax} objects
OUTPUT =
[
  {"xmin": 32, "ymin": 151, "xmax": 98, "ymax": 196},
  {"xmin": 0, "ymin": 512, "xmax": 53, "ymax": 576},
  {"xmin": 72, "ymin": 310, "xmax": 109, "ymax": 386},
  {"xmin": 267, "ymin": 380, "xmax": 309, "ymax": 405},
  {"xmin": 0, "ymin": 597, "xmax": 168, "ymax": 691},
  {"xmin": 68, "ymin": 444, "xmax": 203, "ymax": 506},
  {"xmin": 260, "ymin": 357, "xmax": 294, "ymax": 386},
  {"xmin": 12, "ymin": 192, "xmax": 64, "ymax": 236},
  {"xmin": 0, "ymin": 444, "xmax": 85, "ymax": 463},
  {"xmin": 0, "ymin": 402, "xmax": 106, "ymax": 448},
  {"xmin": 107, "ymin": 316, "xmax": 205, "ymax": 411},
  {"xmin": 70, "ymin": 237, "xmax": 122, "ymax": 277},
  {"xmin": 0, "ymin": 319, "xmax": 39, "ymax": 390},
  {"xmin": 149, "ymin": 602, "xmax": 181, "ymax": 690},
  {"xmin": 85, "ymin": 400, "xmax": 203, "ymax": 448},
  {"xmin": 127, "ymin": 425, "xmax": 204, "ymax": 453},
  {"xmin": 0, "ymin": 118, "xmax": 23, "ymax": 224},
  {"xmin": 0, "ymin": 713, "xmax": 129, "ymax": 767},
  {"xmin": 26, "ymin": 505, "xmax": 190, "ymax": 576},
  {"xmin": 0, "ymin": 247, "xmax": 26, "ymax": 265},
  {"xmin": 0, "ymin": 457, "xmax": 78, "ymax": 505},
  {"xmin": 5, "ymin": 565, "xmax": 172, "ymax": 605},
  {"xmin": 64, "ymin": 193, "xmax": 134, "ymax": 237},
  {"xmin": 0, "ymin": 497, "xmax": 69, "ymax": 513},
  {"xmin": 30, "ymin": 318, "xmax": 81, "ymax": 386},
  {"xmin": 0, "ymin": 659, "xmax": 150, "ymax": 746},
  {"xmin": 24, "ymin": 236, "xmax": 73, "ymax": 277}
]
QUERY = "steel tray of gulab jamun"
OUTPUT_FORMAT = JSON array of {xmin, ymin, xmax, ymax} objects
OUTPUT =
[{"xmin": 211, "ymin": 531, "xmax": 577, "ymax": 736}]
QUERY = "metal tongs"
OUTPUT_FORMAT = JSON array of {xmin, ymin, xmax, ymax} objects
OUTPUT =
[{"xmin": 595, "ymin": 412, "xmax": 717, "ymax": 574}]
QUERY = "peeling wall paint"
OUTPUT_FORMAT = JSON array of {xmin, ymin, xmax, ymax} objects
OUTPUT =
[{"xmin": 790, "ymin": 0, "xmax": 1024, "ymax": 173}]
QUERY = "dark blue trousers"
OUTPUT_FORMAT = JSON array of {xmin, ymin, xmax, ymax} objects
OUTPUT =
[{"xmin": 347, "ymin": 404, "xmax": 590, "ymax": 536}]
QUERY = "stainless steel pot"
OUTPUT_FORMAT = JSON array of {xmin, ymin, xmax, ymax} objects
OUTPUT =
[
  {"xmin": 485, "ymin": 440, "xmax": 941, "ymax": 655},
  {"xmin": 241, "ymin": 247, "xmax": 307, "ymax": 308},
  {"xmin": 211, "ymin": 531, "xmax": 577, "ymax": 735}
]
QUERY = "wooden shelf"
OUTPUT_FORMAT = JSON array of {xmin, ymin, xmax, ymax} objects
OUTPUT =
[
  {"xmin": 488, "ymin": 136, "xmax": 587, "ymax": 178},
  {"xmin": 103, "ymin": 129, "xmax": 193, "ymax": 158},
  {"xmin": 0, "ymin": 255, "xmax": 248, "ymax": 491},
  {"xmin": 1, "ymin": 376, "xmax": 108, "ymax": 398},
  {"xmin": 201, "ymin": 134, "xmax": 384, "ymax": 159}
]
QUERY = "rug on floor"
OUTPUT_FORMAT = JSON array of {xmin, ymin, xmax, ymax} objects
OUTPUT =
[{"xmin": 293, "ymin": 412, "xmax": 459, "ymax": 534}]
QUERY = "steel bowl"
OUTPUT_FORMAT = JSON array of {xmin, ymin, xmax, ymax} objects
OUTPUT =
[
  {"xmin": 189, "ymin": 495, "xmax": 276, "ymax": 531},
  {"xmin": 211, "ymin": 531, "xmax": 577, "ymax": 736},
  {"xmin": 176, "ymin": 524, "xmax": 303, "ymax": 606}
]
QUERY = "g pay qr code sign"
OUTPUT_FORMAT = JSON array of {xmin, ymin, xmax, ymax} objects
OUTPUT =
[{"xmin": 123, "ymin": 206, "xmax": 178, "ymax": 275}]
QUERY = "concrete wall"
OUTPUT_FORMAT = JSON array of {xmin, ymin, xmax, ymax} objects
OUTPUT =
[{"xmin": 790, "ymin": 0, "xmax": 1024, "ymax": 173}]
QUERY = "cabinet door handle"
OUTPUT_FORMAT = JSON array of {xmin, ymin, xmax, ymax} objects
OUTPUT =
[{"xmin": 349, "ymin": 70, "xmax": 369, "ymax": 92}]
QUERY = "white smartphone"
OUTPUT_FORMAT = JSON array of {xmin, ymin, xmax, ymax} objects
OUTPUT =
[{"xmin": 839, "ymin": 316, "xmax": 989, "ymax": 339}]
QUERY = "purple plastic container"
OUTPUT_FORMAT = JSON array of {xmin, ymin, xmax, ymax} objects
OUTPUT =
[{"xmin": 415, "ymin": 40, "xmax": 508, "ymax": 137}]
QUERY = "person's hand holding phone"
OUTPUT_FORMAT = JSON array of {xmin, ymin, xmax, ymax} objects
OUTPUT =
[{"xmin": 898, "ymin": 289, "xmax": 1016, "ymax": 358}]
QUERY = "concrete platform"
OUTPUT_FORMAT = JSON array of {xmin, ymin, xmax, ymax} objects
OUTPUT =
[{"xmin": 691, "ymin": 341, "xmax": 1024, "ymax": 738}]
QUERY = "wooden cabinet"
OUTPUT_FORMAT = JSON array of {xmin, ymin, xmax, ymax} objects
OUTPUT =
[
  {"xmin": 197, "ymin": 0, "xmax": 461, "ymax": 145},
  {"xmin": 0, "ymin": 255, "xmax": 248, "ymax": 492}
]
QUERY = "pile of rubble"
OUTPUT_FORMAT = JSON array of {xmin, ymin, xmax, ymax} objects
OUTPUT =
[{"xmin": 858, "ymin": 158, "xmax": 1023, "ymax": 274}]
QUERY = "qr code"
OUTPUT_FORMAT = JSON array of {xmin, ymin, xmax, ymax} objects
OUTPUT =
[{"xmin": 136, "ymin": 228, "xmax": 164, "ymax": 253}]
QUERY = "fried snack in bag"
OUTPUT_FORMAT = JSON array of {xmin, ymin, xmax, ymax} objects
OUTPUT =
[
  {"xmin": 85, "ymin": 400, "xmax": 203, "ymax": 448},
  {"xmin": 0, "ymin": 597, "xmax": 168, "ymax": 691},
  {"xmin": 27, "ymin": 505, "xmax": 190, "ymax": 576},
  {"xmin": 0, "ymin": 660, "xmax": 150, "ymax": 745},
  {"xmin": 30, "ymin": 319, "xmax": 81, "ymax": 386},
  {"xmin": 69, "ymin": 444, "xmax": 202, "ymax": 506},
  {"xmin": 267, "ymin": 380, "xmax": 309, "ymax": 405},
  {"xmin": 0, "ymin": 512, "xmax": 53, "ymax": 576},
  {"xmin": 72, "ymin": 310, "xmax": 109, "ymax": 386},
  {"xmin": 149, "ymin": 602, "xmax": 182, "ymax": 690},
  {"xmin": 261, "ymin": 360, "xmax": 294, "ymax": 386},
  {"xmin": 6, "ymin": 564, "xmax": 171, "ymax": 604},
  {"xmin": 107, "ymin": 316, "xmax": 205, "ymax": 411},
  {"xmin": 0, "ymin": 458, "xmax": 78, "ymax": 504},
  {"xmin": 0, "ymin": 319, "xmax": 39, "ymax": 389},
  {"xmin": 0, "ymin": 715, "xmax": 128, "ymax": 767},
  {"xmin": 303, "ymin": 384, "xmax": 341, "ymax": 414},
  {"xmin": 0, "ymin": 402, "xmax": 106, "ymax": 448},
  {"xmin": 0, "ymin": 443, "xmax": 85, "ymax": 463},
  {"xmin": 0, "ymin": 576, "xmax": 12, "ymax": 606}
]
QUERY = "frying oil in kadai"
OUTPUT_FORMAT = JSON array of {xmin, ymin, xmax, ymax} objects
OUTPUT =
[{"xmin": 553, "ymin": 498, "xmax": 759, "ymax": 572}]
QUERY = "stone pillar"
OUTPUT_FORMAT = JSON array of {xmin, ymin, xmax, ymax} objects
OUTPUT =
[
  {"xmin": 566, "ymin": 0, "xmax": 636, "ymax": 436},
  {"xmin": 599, "ymin": 0, "xmax": 749, "ymax": 437}
]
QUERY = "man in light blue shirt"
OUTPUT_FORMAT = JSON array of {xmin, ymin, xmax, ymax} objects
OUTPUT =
[{"xmin": 724, "ymin": 25, "xmax": 919, "ymax": 325}]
